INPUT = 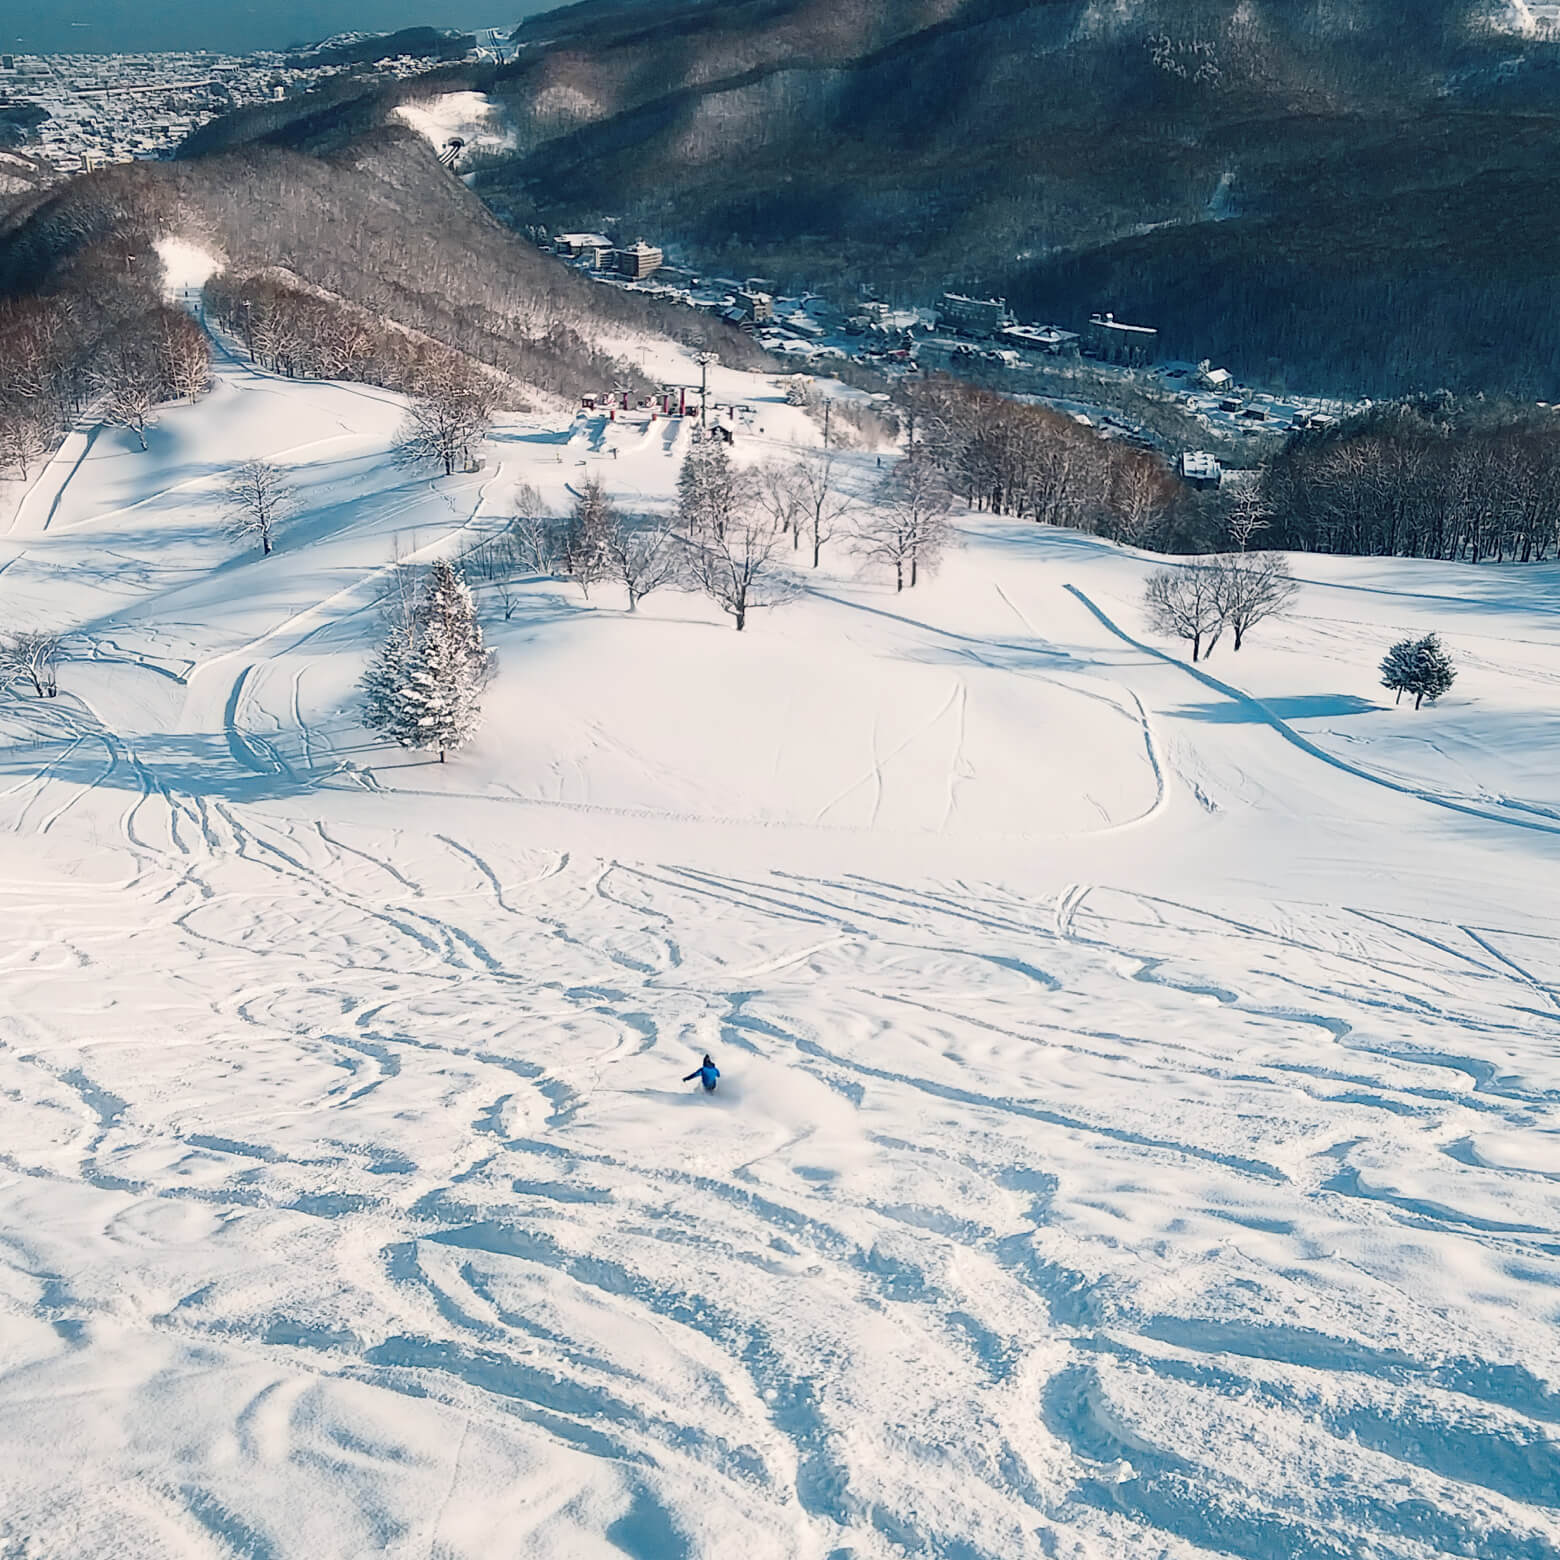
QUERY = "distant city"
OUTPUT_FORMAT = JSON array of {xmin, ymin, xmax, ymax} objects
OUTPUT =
[
  {"xmin": 2, "ymin": 3, "xmax": 556, "ymax": 57},
  {"xmin": 0, "ymin": 31, "xmax": 515, "ymax": 172}
]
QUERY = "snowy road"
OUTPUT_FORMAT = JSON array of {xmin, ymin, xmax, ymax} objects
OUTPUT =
[{"xmin": 0, "ymin": 337, "xmax": 1557, "ymax": 1558}]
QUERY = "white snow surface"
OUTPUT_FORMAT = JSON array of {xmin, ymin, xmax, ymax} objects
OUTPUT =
[
  {"xmin": 1, "ymin": 330, "xmax": 1559, "ymax": 1560},
  {"xmin": 392, "ymin": 92, "xmax": 517, "ymax": 159},
  {"xmin": 153, "ymin": 238, "xmax": 222, "ymax": 299}
]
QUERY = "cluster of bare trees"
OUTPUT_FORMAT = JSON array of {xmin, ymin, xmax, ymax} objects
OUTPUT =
[
  {"xmin": 877, "ymin": 379, "xmax": 1560, "ymax": 570},
  {"xmin": 1, "ymin": 140, "xmax": 770, "ymax": 451},
  {"xmin": 795, "ymin": 386, "xmax": 900, "ymax": 452},
  {"xmin": 204, "ymin": 270, "xmax": 492, "ymax": 399},
  {"xmin": 459, "ymin": 438, "xmax": 959, "ymax": 630},
  {"xmin": 855, "ymin": 453, "xmax": 954, "ymax": 590},
  {"xmin": 179, "ymin": 141, "xmax": 763, "ymax": 404},
  {"xmin": 0, "ymin": 287, "xmax": 210, "ymax": 472},
  {"xmin": 675, "ymin": 439, "xmax": 957, "ymax": 613},
  {"xmin": 393, "ymin": 369, "xmax": 500, "ymax": 477},
  {"xmin": 676, "ymin": 441, "xmax": 798, "ymax": 630},
  {"xmin": 895, "ymin": 375, "xmax": 1185, "ymax": 546},
  {"xmin": 88, "ymin": 312, "xmax": 209, "ymax": 451},
  {"xmin": 750, "ymin": 449, "xmax": 852, "ymax": 568},
  {"xmin": 1260, "ymin": 396, "xmax": 1560, "ymax": 563},
  {"xmin": 501, "ymin": 478, "xmax": 685, "ymax": 611},
  {"xmin": 1143, "ymin": 552, "xmax": 1298, "ymax": 661}
]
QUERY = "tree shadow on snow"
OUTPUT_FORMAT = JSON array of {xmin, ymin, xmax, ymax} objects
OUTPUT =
[
  {"xmin": 1170, "ymin": 693, "xmax": 1382, "ymax": 722},
  {"xmin": 0, "ymin": 732, "xmax": 330, "ymax": 804}
]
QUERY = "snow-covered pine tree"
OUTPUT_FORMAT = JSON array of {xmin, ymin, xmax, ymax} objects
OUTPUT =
[
  {"xmin": 1408, "ymin": 632, "xmax": 1456, "ymax": 709},
  {"xmin": 360, "ymin": 617, "xmax": 421, "ymax": 748},
  {"xmin": 360, "ymin": 560, "xmax": 494, "ymax": 761},
  {"xmin": 1379, "ymin": 637, "xmax": 1420, "ymax": 704},
  {"xmin": 408, "ymin": 560, "xmax": 494, "ymax": 761},
  {"xmin": 677, "ymin": 436, "xmax": 746, "ymax": 541},
  {"xmin": 1381, "ymin": 632, "xmax": 1456, "ymax": 709}
]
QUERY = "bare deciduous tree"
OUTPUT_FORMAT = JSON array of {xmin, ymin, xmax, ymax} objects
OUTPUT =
[
  {"xmin": 248, "ymin": 304, "xmax": 301, "ymax": 374},
  {"xmin": 318, "ymin": 313, "xmax": 376, "ymax": 379},
  {"xmin": 1226, "ymin": 484, "xmax": 1271, "ymax": 551},
  {"xmin": 1212, "ymin": 552, "xmax": 1298, "ymax": 650},
  {"xmin": 682, "ymin": 505, "xmax": 794, "ymax": 631},
  {"xmin": 495, "ymin": 485, "xmax": 562, "ymax": 580},
  {"xmin": 604, "ymin": 511, "xmax": 683, "ymax": 610},
  {"xmin": 754, "ymin": 458, "xmax": 806, "ymax": 550},
  {"xmin": 459, "ymin": 484, "xmax": 551, "ymax": 619},
  {"xmin": 91, "ymin": 328, "xmax": 163, "ymax": 451},
  {"xmin": 159, "ymin": 312, "xmax": 212, "ymax": 403},
  {"xmin": 1143, "ymin": 566, "xmax": 1224, "ymax": 661},
  {"xmin": 0, "ymin": 631, "xmax": 62, "ymax": 698},
  {"xmin": 395, "ymin": 371, "xmax": 497, "ymax": 477},
  {"xmin": 791, "ymin": 450, "xmax": 853, "ymax": 568},
  {"xmin": 1107, "ymin": 457, "xmax": 1175, "ymax": 546},
  {"xmin": 0, "ymin": 403, "xmax": 53, "ymax": 481},
  {"xmin": 226, "ymin": 459, "xmax": 297, "ymax": 556},
  {"xmin": 854, "ymin": 455, "xmax": 954, "ymax": 590}
]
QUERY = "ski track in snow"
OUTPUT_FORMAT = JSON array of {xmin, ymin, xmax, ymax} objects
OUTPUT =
[
  {"xmin": 2, "ymin": 834, "xmax": 1559, "ymax": 1559},
  {"xmin": 0, "ymin": 345, "xmax": 1557, "ymax": 1560}
]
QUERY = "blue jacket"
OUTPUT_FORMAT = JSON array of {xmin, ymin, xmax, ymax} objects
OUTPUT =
[{"xmin": 683, "ymin": 1060, "xmax": 720, "ymax": 1090}]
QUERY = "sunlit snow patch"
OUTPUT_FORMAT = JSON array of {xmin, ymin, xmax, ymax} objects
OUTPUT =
[
  {"xmin": 153, "ymin": 237, "xmax": 221, "ymax": 299},
  {"xmin": 393, "ymin": 92, "xmax": 516, "ymax": 161}
]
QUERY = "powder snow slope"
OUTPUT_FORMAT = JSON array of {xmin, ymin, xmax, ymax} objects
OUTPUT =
[{"xmin": 0, "ymin": 333, "xmax": 1557, "ymax": 1560}]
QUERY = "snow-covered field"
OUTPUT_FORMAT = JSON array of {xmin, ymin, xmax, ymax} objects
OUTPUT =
[{"xmin": 0, "ymin": 322, "xmax": 1558, "ymax": 1560}]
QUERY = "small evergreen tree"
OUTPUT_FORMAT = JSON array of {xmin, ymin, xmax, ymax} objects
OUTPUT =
[
  {"xmin": 1381, "ymin": 632, "xmax": 1457, "ymax": 710},
  {"xmin": 1408, "ymin": 632, "xmax": 1456, "ymax": 709},
  {"xmin": 1379, "ymin": 637, "xmax": 1419, "ymax": 705},
  {"xmin": 677, "ymin": 436, "xmax": 748, "ymax": 541},
  {"xmin": 360, "ymin": 619, "xmax": 420, "ymax": 746},
  {"xmin": 361, "ymin": 560, "xmax": 493, "ymax": 762}
]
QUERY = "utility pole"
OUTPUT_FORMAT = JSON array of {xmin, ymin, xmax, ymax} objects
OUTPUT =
[
  {"xmin": 696, "ymin": 350, "xmax": 717, "ymax": 431},
  {"xmin": 241, "ymin": 299, "xmax": 254, "ymax": 362},
  {"xmin": 823, "ymin": 397, "xmax": 832, "ymax": 448}
]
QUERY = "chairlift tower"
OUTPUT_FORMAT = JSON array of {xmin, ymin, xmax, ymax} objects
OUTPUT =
[{"xmin": 696, "ymin": 351, "xmax": 718, "ymax": 429}]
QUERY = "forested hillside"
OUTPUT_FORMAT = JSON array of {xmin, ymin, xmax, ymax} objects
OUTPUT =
[
  {"xmin": 436, "ymin": 0, "xmax": 1560, "ymax": 397},
  {"xmin": 0, "ymin": 112, "xmax": 766, "ymax": 481}
]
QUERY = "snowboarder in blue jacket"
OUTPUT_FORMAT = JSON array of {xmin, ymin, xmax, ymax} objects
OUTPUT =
[{"xmin": 683, "ymin": 1054, "xmax": 719, "ymax": 1092}]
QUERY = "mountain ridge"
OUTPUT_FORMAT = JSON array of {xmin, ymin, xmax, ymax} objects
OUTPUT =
[{"xmin": 451, "ymin": 0, "xmax": 1560, "ymax": 395}]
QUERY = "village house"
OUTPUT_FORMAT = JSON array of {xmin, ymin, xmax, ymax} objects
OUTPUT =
[{"xmin": 1179, "ymin": 451, "xmax": 1224, "ymax": 489}]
